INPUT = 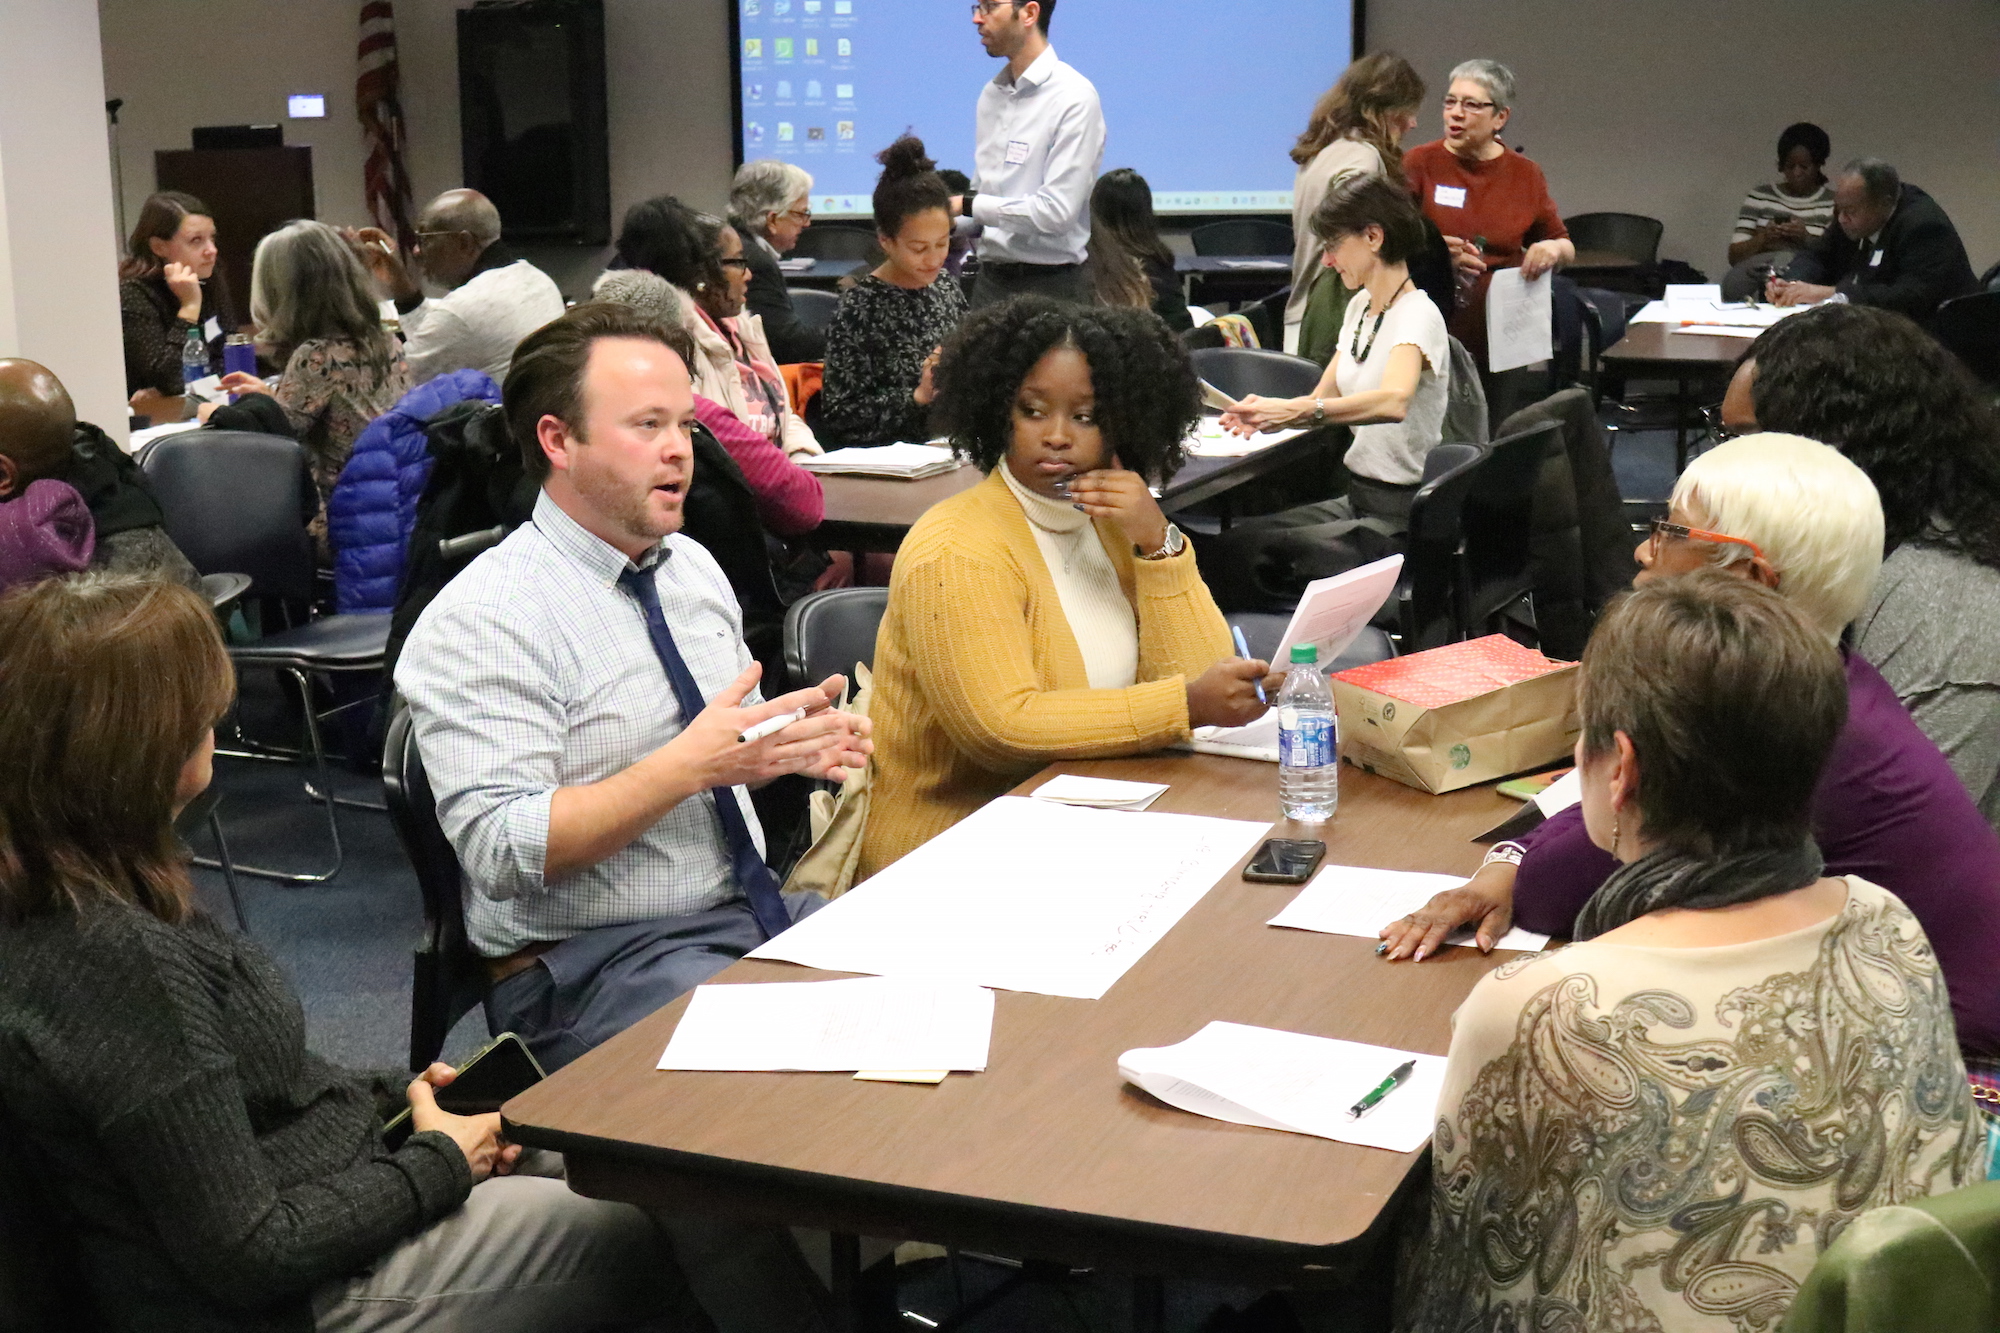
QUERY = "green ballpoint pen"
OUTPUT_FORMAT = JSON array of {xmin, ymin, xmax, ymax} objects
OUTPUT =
[{"xmin": 1347, "ymin": 1060, "xmax": 1417, "ymax": 1118}]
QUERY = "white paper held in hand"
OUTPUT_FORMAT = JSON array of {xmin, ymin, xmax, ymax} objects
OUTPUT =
[
  {"xmin": 1118, "ymin": 1021, "xmax": 1446, "ymax": 1152},
  {"xmin": 748, "ymin": 796, "xmax": 1269, "ymax": 999},
  {"xmin": 1268, "ymin": 864, "xmax": 1550, "ymax": 952},
  {"xmin": 1485, "ymin": 268, "xmax": 1554, "ymax": 374},
  {"xmin": 659, "ymin": 976, "xmax": 994, "ymax": 1072}
]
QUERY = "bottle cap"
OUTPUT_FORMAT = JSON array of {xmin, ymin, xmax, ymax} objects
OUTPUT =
[{"xmin": 1289, "ymin": 643, "xmax": 1317, "ymax": 664}]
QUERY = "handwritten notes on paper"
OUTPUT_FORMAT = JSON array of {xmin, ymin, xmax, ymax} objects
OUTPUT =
[
  {"xmin": 749, "ymin": 796, "xmax": 1270, "ymax": 999},
  {"xmin": 1485, "ymin": 268, "xmax": 1553, "ymax": 373}
]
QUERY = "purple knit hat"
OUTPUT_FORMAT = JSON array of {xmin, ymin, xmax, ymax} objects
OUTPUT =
[{"xmin": 0, "ymin": 478, "xmax": 95, "ymax": 593}]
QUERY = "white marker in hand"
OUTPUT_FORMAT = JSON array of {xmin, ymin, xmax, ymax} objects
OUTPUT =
[{"xmin": 737, "ymin": 707, "xmax": 808, "ymax": 746}]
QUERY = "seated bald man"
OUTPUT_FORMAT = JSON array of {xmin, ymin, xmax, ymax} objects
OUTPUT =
[
  {"xmin": 0, "ymin": 358, "xmax": 200, "ymax": 589},
  {"xmin": 349, "ymin": 189, "xmax": 567, "ymax": 385}
]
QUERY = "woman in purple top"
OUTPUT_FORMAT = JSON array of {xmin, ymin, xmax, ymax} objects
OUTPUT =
[{"xmin": 1378, "ymin": 433, "xmax": 2000, "ymax": 1054}]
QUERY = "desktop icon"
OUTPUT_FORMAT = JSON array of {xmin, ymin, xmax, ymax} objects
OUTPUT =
[
  {"xmin": 835, "ymin": 83, "xmax": 853, "ymax": 99},
  {"xmin": 836, "ymin": 37, "xmax": 851, "ymax": 56},
  {"xmin": 836, "ymin": 121, "xmax": 855, "ymax": 140},
  {"xmin": 774, "ymin": 0, "xmax": 790, "ymax": 13},
  {"xmin": 747, "ymin": 121, "xmax": 765, "ymax": 145},
  {"xmin": 774, "ymin": 37, "xmax": 793, "ymax": 58},
  {"xmin": 804, "ymin": 38, "xmax": 819, "ymax": 55},
  {"xmin": 808, "ymin": 126, "xmax": 825, "ymax": 141},
  {"xmin": 747, "ymin": 82, "xmax": 764, "ymax": 100},
  {"xmin": 834, "ymin": 0, "xmax": 851, "ymax": 12},
  {"xmin": 805, "ymin": 80, "xmax": 822, "ymax": 99},
  {"xmin": 776, "ymin": 80, "xmax": 793, "ymax": 98},
  {"xmin": 778, "ymin": 121, "xmax": 795, "ymax": 141},
  {"xmin": 804, "ymin": 0, "xmax": 821, "ymax": 10},
  {"xmin": 743, "ymin": 0, "xmax": 760, "ymax": 13},
  {"xmin": 743, "ymin": 37, "xmax": 762, "ymax": 58}
]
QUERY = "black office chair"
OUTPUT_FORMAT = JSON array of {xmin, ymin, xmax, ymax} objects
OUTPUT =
[
  {"xmin": 1244, "ymin": 285, "xmax": 1292, "ymax": 351},
  {"xmin": 383, "ymin": 705, "xmax": 487, "ymax": 1071},
  {"xmin": 1390, "ymin": 442, "xmax": 1486, "ymax": 650},
  {"xmin": 1228, "ymin": 614, "xmax": 1395, "ymax": 673},
  {"xmin": 1190, "ymin": 219, "xmax": 1294, "ymax": 257},
  {"xmin": 173, "ymin": 784, "xmax": 247, "ymax": 932},
  {"xmin": 1563, "ymin": 212, "xmax": 1664, "ymax": 267},
  {"xmin": 143, "ymin": 431, "xmax": 392, "ymax": 884},
  {"xmin": 789, "ymin": 287, "xmax": 841, "ymax": 339},
  {"xmin": 1936, "ymin": 291, "xmax": 2000, "ymax": 388},
  {"xmin": 1461, "ymin": 422, "xmax": 1562, "ymax": 638},
  {"xmin": 1188, "ymin": 347, "xmax": 1323, "ymax": 401},
  {"xmin": 790, "ymin": 223, "xmax": 882, "ymax": 264},
  {"xmin": 784, "ymin": 587, "xmax": 890, "ymax": 691}
]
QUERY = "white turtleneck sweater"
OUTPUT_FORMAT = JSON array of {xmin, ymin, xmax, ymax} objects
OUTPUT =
[{"xmin": 997, "ymin": 463, "xmax": 1139, "ymax": 689}]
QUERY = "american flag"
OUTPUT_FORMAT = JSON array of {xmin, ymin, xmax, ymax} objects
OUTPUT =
[{"xmin": 357, "ymin": 0, "xmax": 416, "ymax": 251}]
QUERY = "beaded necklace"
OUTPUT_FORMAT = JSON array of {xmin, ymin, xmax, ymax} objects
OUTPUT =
[{"xmin": 1349, "ymin": 277, "xmax": 1413, "ymax": 363}]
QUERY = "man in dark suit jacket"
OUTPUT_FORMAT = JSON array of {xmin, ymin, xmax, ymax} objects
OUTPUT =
[{"xmin": 1774, "ymin": 158, "xmax": 1975, "ymax": 325}]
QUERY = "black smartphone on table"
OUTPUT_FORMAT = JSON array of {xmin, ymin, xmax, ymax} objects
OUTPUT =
[
  {"xmin": 382, "ymin": 1032, "xmax": 545, "ymax": 1151},
  {"xmin": 1242, "ymin": 838, "xmax": 1327, "ymax": 884}
]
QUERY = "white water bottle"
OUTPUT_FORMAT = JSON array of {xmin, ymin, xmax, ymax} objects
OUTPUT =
[{"xmin": 1277, "ymin": 643, "xmax": 1338, "ymax": 822}]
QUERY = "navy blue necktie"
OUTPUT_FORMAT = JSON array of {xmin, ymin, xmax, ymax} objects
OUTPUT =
[{"xmin": 617, "ymin": 565, "xmax": 792, "ymax": 940}]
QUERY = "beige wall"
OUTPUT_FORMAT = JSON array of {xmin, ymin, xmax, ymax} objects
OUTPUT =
[
  {"xmin": 97, "ymin": 0, "xmax": 1997, "ymax": 291},
  {"xmin": 4, "ymin": 0, "xmax": 128, "ymax": 441}
]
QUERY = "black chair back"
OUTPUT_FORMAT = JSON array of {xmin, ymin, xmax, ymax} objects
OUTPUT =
[
  {"xmin": 1188, "ymin": 347, "xmax": 1323, "ymax": 401},
  {"xmin": 784, "ymin": 587, "xmax": 890, "ymax": 692},
  {"xmin": 1461, "ymin": 421, "xmax": 1562, "ymax": 630},
  {"xmin": 1190, "ymin": 219, "xmax": 1295, "ymax": 257},
  {"xmin": 1394, "ymin": 445, "xmax": 1486, "ymax": 649},
  {"xmin": 382, "ymin": 706, "xmax": 484, "ymax": 1070},
  {"xmin": 1937, "ymin": 291, "xmax": 2000, "ymax": 386},
  {"xmin": 790, "ymin": 224, "xmax": 882, "ymax": 264},
  {"xmin": 790, "ymin": 287, "xmax": 841, "ymax": 338},
  {"xmin": 140, "ymin": 430, "xmax": 316, "ymax": 601},
  {"xmin": 1563, "ymin": 213, "xmax": 1664, "ymax": 266}
]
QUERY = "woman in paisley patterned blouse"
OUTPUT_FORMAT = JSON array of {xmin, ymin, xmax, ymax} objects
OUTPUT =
[
  {"xmin": 219, "ymin": 221, "xmax": 412, "ymax": 554},
  {"xmin": 817, "ymin": 136, "xmax": 970, "ymax": 447},
  {"xmin": 1400, "ymin": 572, "xmax": 1984, "ymax": 1333}
]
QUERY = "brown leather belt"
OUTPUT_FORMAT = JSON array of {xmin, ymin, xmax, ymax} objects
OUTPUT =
[{"xmin": 486, "ymin": 938, "xmax": 561, "ymax": 985}]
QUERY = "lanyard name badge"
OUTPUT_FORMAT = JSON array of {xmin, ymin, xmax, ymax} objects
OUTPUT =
[
  {"xmin": 1433, "ymin": 183, "xmax": 1467, "ymax": 209},
  {"xmin": 1005, "ymin": 139, "xmax": 1031, "ymax": 166}
]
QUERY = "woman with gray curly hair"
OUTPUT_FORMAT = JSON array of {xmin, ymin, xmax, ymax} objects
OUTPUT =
[{"xmin": 727, "ymin": 159, "xmax": 824, "ymax": 363}]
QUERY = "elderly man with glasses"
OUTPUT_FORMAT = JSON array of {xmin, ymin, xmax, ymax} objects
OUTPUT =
[
  {"xmin": 952, "ymin": 0, "xmax": 1105, "ymax": 308},
  {"xmin": 728, "ymin": 159, "xmax": 826, "ymax": 364},
  {"xmin": 350, "ymin": 188, "xmax": 566, "ymax": 384},
  {"xmin": 1403, "ymin": 58, "xmax": 1574, "ymax": 371}
]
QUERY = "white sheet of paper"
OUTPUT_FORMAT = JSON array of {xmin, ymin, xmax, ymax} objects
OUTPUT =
[
  {"xmin": 1186, "ymin": 709, "xmax": 1281, "ymax": 762},
  {"xmin": 1032, "ymin": 774, "xmax": 1169, "ymax": 810},
  {"xmin": 659, "ymin": 977, "xmax": 993, "ymax": 1072},
  {"xmin": 1119, "ymin": 1021, "xmax": 1446, "ymax": 1152},
  {"xmin": 1267, "ymin": 555, "xmax": 1402, "ymax": 669},
  {"xmin": 1485, "ymin": 268, "xmax": 1554, "ymax": 373},
  {"xmin": 1534, "ymin": 768, "xmax": 1583, "ymax": 818},
  {"xmin": 1673, "ymin": 324, "xmax": 1762, "ymax": 339},
  {"xmin": 798, "ymin": 442, "xmax": 959, "ymax": 477},
  {"xmin": 1269, "ymin": 864, "xmax": 1551, "ymax": 952},
  {"xmin": 1185, "ymin": 422, "xmax": 1305, "ymax": 459},
  {"xmin": 749, "ymin": 796, "xmax": 1269, "ymax": 999}
]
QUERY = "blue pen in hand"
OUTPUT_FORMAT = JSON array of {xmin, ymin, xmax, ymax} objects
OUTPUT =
[{"xmin": 1231, "ymin": 626, "xmax": 1267, "ymax": 705}]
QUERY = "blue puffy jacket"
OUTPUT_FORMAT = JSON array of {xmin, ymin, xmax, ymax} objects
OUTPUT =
[{"xmin": 327, "ymin": 370, "xmax": 501, "ymax": 614}]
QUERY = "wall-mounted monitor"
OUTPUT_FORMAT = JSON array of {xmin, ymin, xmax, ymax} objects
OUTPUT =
[
  {"xmin": 458, "ymin": 0, "xmax": 610, "ymax": 245},
  {"xmin": 734, "ymin": 0, "xmax": 1360, "ymax": 217},
  {"xmin": 287, "ymin": 94, "xmax": 327, "ymax": 119}
]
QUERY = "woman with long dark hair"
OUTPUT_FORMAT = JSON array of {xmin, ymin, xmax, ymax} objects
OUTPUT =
[
  {"xmin": 1085, "ymin": 168, "xmax": 1189, "ymax": 332},
  {"xmin": 119, "ymin": 191, "xmax": 231, "ymax": 419},
  {"xmin": 1284, "ymin": 52, "xmax": 1425, "ymax": 358}
]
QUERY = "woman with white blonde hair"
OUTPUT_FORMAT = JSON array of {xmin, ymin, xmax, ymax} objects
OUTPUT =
[
  {"xmin": 219, "ymin": 220, "xmax": 412, "ymax": 551},
  {"xmin": 1378, "ymin": 433, "xmax": 2000, "ymax": 1057},
  {"xmin": 727, "ymin": 158, "xmax": 824, "ymax": 364}
]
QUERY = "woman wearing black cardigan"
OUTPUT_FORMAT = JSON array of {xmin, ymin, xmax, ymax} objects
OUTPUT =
[{"xmin": 0, "ymin": 575, "xmax": 680, "ymax": 1332}]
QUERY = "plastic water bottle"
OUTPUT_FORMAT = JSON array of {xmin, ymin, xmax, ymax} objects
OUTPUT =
[
  {"xmin": 181, "ymin": 325, "xmax": 208, "ymax": 393},
  {"xmin": 1278, "ymin": 643, "xmax": 1339, "ymax": 823}
]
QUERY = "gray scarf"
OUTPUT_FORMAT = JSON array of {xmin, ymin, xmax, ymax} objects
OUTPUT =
[{"xmin": 1572, "ymin": 839, "xmax": 1825, "ymax": 941}]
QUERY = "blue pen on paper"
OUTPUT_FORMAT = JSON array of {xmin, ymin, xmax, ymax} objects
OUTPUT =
[{"xmin": 1231, "ymin": 625, "xmax": 1267, "ymax": 705}]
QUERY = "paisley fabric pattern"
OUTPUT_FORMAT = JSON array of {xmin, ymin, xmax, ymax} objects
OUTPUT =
[{"xmin": 1402, "ymin": 877, "xmax": 1984, "ymax": 1333}]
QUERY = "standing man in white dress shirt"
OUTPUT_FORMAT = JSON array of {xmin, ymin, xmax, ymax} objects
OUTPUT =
[{"xmin": 954, "ymin": 0, "xmax": 1106, "ymax": 308}]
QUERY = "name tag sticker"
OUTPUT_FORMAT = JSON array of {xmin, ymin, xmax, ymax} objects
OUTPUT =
[
  {"xmin": 1433, "ymin": 184, "xmax": 1468, "ymax": 209},
  {"xmin": 202, "ymin": 316, "xmax": 222, "ymax": 342},
  {"xmin": 1005, "ymin": 139, "xmax": 1031, "ymax": 166},
  {"xmin": 1869, "ymin": 249, "xmax": 1884, "ymax": 267}
]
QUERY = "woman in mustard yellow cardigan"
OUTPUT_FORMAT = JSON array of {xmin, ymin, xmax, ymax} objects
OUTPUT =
[{"xmin": 859, "ymin": 298, "xmax": 1279, "ymax": 878}]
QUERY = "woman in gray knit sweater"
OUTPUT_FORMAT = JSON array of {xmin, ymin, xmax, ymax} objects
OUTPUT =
[{"xmin": 0, "ymin": 575, "xmax": 678, "ymax": 1333}]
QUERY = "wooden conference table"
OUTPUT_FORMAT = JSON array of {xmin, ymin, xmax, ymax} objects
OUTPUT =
[
  {"xmin": 812, "ymin": 426, "xmax": 1342, "ymax": 553},
  {"xmin": 504, "ymin": 753, "xmax": 1522, "ymax": 1325},
  {"xmin": 1601, "ymin": 322, "xmax": 1747, "ymax": 472}
]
